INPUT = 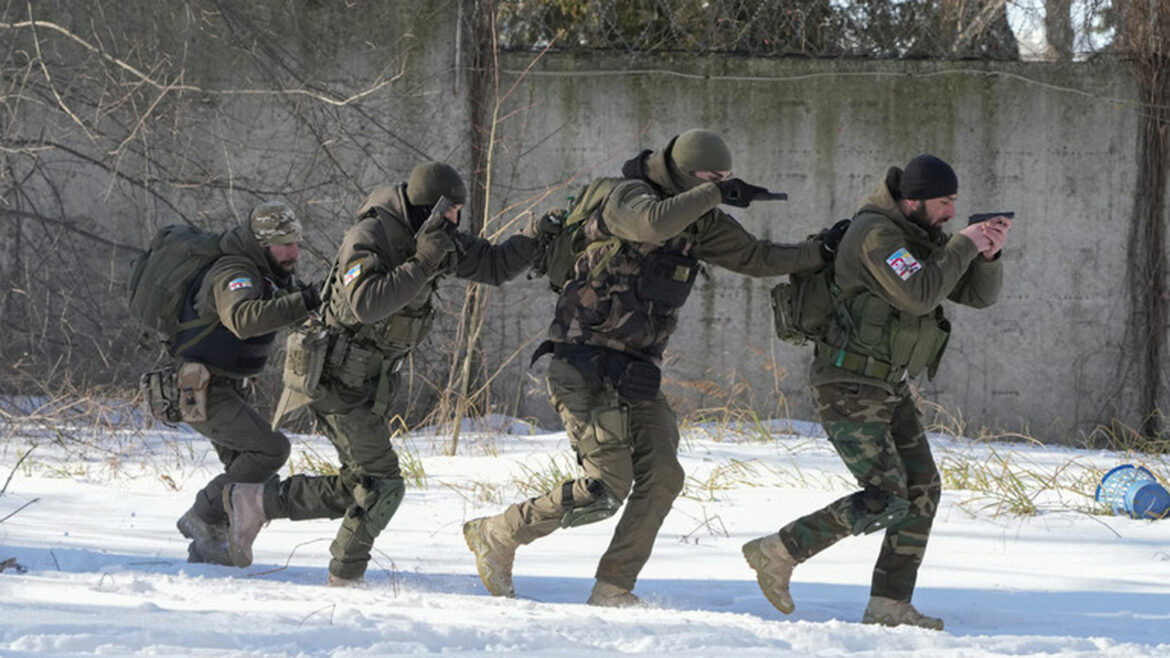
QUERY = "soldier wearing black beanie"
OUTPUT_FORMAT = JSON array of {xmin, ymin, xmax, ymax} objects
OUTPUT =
[
  {"xmin": 900, "ymin": 154, "xmax": 958, "ymax": 201},
  {"xmin": 742, "ymin": 149, "xmax": 1012, "ymax": 633}
]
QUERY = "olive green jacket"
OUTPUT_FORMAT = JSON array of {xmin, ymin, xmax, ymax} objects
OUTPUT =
[
  {"xmin": 603, "ymin": 148, "xmax": 824, "ymax": 275},
  {"xmin": 325, "ymin": 183, "xmax": 536, "ymax": 335},
  {"xmin": 189, "ymin": 224, "xmax": 309, "ymax": 339},
  {"xmin": 810, "ymin": 169, "xmax": 1003, "ymax": 389},
  {"xmin": 548, "ymin": 148, "xmax": 823, "ymax": 363}
]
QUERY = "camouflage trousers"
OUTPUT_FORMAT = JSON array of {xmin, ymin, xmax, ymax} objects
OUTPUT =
[
  {"xmin": 495, "ymin": 355, "xmax": 685, "ymax": 590},
  {"xmin": 186, "ymin": 376, "xmax": 291, "ymax": 525},
  {"xmin": 778, "ymin": 381, "xmax": 941, "ymax": 602},
  {"xmin": 261, "ymin": 379, "xmax": 405, "ymax": 581}
]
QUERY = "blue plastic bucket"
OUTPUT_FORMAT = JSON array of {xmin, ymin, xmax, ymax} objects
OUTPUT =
[
  {"xmin": 1096, "ymin": 464, "xmax": 1170, "ymax": 519},
  {"xmin": 1125, "ymin": 480, "xmax": 1170, "ymax": 520}
]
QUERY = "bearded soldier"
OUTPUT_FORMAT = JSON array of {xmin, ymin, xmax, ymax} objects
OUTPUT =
[
  {"xmin": 174, "ymin": 201, "xmax": 318, "ymax": 565},
  {"xmin": 742, "ymin": 154, "xmax": 1012, "ymax": 630},
  {"xmin": 463, "ymin": 129, "xmax": 835, "ymax": 606},
  {"xmin": 222, "ymin": 162, "xmax": 543, "ymax": 586}
]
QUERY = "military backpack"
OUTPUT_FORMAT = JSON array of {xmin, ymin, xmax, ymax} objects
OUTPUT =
[
  {"xmin": 770, "ymin": 219, "xmax": 851, "ymax": 346},
  {"xmin": 126, "ymin": 224, "xmax": 224, "ymax": 342},
  {"xmin": 531, "ymin": 177, "xmax": 623, "ymax": 292}
]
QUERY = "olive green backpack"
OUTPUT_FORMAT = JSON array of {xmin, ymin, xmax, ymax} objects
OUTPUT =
[
  {"xmin": 531, "ymin": 177, "xmax": 623, "ymax": 292},
  {"xmin": 126, "ymin": 225, "xmax": 224, "ymax": 342},
  {"xmin": 770, "ymin": 219, "xmax": 850, "ymax": 346}
]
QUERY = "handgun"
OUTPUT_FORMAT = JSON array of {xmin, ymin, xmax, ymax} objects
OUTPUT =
[
  {"xmin": 754, "ymin": 191, "xmax": 789, "ymax": 201},
  {"xmin": 968, "ymin": 211, "xmax": 1014, "ymax": 225}
]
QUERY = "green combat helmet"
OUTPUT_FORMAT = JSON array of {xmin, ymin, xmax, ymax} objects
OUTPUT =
[{"xmin": 250, "ymin": 201, "xmax": 302, "ymax": 246}]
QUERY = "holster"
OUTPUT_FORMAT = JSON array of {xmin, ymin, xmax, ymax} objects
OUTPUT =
[
  {"xmin": 545, "ymin": 342, "xmax": 662, "ymax": 402},
  {"xmin": 139, "ymin": 365, "xmax": 181, "ymax": 424}
]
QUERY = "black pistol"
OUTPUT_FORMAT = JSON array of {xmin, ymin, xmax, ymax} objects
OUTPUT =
[
  {"xmin": 754, "ymin": 190, "xmax": 789, "ymax": 201},
  {"xmin": 968, "ymin": 211, "xmax": 1014, "ymax": 225}
]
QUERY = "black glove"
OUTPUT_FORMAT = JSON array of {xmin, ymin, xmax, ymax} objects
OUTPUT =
[
  {"xmin": 523, "ymin": 210, "xmax": 563, "ymax": 239},
  {"xmin": 299, "ymin": 280, "xmax": 323, "ymax": 312},
  {"xmin": 414, "ymin": 199, "xmax": 458, "ymax": 273},
  {"xmin": 714, "ymin": 178, "xmax": 770, "ymax": 208},
  {"xmin": 816, "ymin": 218, "xmax": 851, "ymax": 262}
]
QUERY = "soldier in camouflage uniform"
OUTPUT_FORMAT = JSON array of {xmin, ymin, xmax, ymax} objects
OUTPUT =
[
  {"xmin": 175, "ymin": 201, "xmax": 319, "ymax": 565},
  {"xmin": 464, "ymin": 129, "xmax": 829, "ymax": 606},
  {"xmin": 222, "ymin": 162, "xmax": 543, "ymax": 586},
  {"xmin": 742, "ymin": 155, "xmax": 1012, "ymax": 630}
]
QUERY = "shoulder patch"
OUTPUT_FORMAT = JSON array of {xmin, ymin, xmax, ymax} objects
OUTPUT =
[
  {"xmin": 885, "ymin": 248, "xmax": 922, "ymax": 281},
  {"xmin": 227, "ymin": 277, "xmax": 254, "ymax": 291},
  {"xmin": 343, "ymin": 262, "xmax": 363, "ymax": 286}
]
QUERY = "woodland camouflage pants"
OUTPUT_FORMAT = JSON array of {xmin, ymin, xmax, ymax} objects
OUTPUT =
[{"xmin": 778, "ymin": 381, "xmax": 941, "ymax": 601}]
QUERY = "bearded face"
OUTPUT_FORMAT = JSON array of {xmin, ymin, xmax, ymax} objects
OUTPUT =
[{"xmin": 266, "ymin": 243, "xmax": 300, "ymax": 276}]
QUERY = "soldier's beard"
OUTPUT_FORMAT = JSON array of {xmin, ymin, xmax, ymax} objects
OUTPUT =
[
  {"xmin": 276, "ymin": 260, "xmax": 297, "ymax": 275},
  {"xmin": 906, "ymin": 202, "xmax": 934, "ymax": 230}
]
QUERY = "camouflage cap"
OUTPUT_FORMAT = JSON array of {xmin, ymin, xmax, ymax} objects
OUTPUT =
[
  {"xmin": 249, "ymin": 201, "xmax": 302, "ymax": 247},
  {"xmin": 671, "ymin": 129, "xmax": 732, "ymax": 174},
  {"xmin": 406, "ymin": 161, "xmax": 467, "ymax": 207}
]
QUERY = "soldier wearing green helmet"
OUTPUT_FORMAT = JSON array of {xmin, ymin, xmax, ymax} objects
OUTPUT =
[
  {"xmin": 222, "ymin": 162, "xmax": 545, "ymax": 586},
  {"xmin": 463, "ymin": 129, "xmax": 831, "ymax": 606}
]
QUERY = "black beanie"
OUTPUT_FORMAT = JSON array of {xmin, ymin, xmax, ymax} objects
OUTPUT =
[{"xmin": 900, "ymin": 154, "xmax": 957, "ymax": 201}]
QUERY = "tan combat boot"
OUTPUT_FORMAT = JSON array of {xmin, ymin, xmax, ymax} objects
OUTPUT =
[
  {"xmin": 176, "ymin": 508, "xmax": 232, "ymax": 566},
  {"xmin": 742, "ymin": 533, "xmax": 798, "ymax": 614},
  {"xmin": 586, "ymin": 580, "xmax": 642, "ymax": 607},
  {"xmin": 222, "ymin": 482, "xmax": 268, "ymax": 568},
  {"xmin": 862, "ymin": 596, "xmax": 944, "ymax": 631},
  {"xmin": 463, "ymin": 516, "xmax": 517, "ymax": 597},
  {"xmin": 326, "ymin": 573, "xmax": 366, "ymax": 588}
]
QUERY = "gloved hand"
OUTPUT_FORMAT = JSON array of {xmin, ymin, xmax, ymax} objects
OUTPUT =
[
  {"xmin": 522, "ymin": 210, "xmax": 563, "ymax": 239},
  {"xmin": 714, "ymin": 178, "xmax": 770, "ymax": 208},
  {"xmin": 816, "ymin": 219, "xmax": 851, "ymax": 262},
  {"xmin": 414, "ymin": 204, "xmax": 458, "ymax": 273},
  {"xmin": 299, "ymin": 280, "xmax": 323, "ymax": 312}
]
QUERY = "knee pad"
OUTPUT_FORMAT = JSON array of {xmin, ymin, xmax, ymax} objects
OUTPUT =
[
  {"xmin": 559, "ymin": 478, "xmax": 622, "ymax": 528},
  {"xmin": 353, "ymin": 477, "xmax": 405, "ymax": 536},
  {"xmin": 849, "ymin": 484, "xmax": 911, "ymax": 535}
]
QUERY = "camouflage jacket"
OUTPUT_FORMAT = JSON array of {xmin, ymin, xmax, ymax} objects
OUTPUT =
[
  {"xmin": 179, "ymin": 222, "xmax": 310, "ymax": 377},
  {"xmin": 811, "ymin": 168, "xmax": 1003, "ymax": 389},
  {"xmin": 549, "ymin": 149, "xmax": 824, "ymax": 365},
  {"xmin": 323, "ymin": 184, "xmax": 536, "ymax": 366}
]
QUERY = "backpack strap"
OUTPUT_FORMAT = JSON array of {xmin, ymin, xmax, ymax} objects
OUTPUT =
[{"xmin": 170, "ymin": 265, "xmax": 223, "ymax": 355}]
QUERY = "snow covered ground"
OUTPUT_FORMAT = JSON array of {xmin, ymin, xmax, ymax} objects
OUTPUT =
[{"xmin": 1, "ymin": 415, "xmax": 1168, "ymax": 656}]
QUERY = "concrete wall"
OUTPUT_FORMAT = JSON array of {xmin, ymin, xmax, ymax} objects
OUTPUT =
[
  {"xmin": 483, "ymin": 53, "xmax": 1146, "ymax": 441},
  {"xmin": 4, "ymin": 1, "xmax": 1156, "ymax": 440}
]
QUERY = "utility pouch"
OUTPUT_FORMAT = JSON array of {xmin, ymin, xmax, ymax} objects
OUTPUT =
[
  {"xmin": 330, "ymin": 339, "xmax": 379, "ymax": 390},
  {"xmin": 139, "ymin": 366, "xmax": 181, "ymax": 424},
  {"xmin": 635, "ymin": 252, "xmax": 699, "ymax": 308},
  {"xmin": 282, "ymin": 324, "xmax": 329, "ymax": 400},
  {"xmin": 374, "ymin": 312, "xmax": 433, "ymax": 351},
  {"xmin": 770, "ymin": 266, "xmax": 839, "ymax": 346},
  {"xmin": 176, "ymin": 362, "xmax": 211, "ymax": 423},
  {"xmin": 617, "ymin": 359, "xmax": 661, "ymax": 401}
]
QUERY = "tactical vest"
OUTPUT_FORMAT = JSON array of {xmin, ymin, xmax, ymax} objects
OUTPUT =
[
  {"xmin": 549, "ymin": 186, "xmax": 702, "ymax": 363},
  {"xmin": 320, "ymin": 213, "xmax": 436, "ymax": 411},
  {"xmin": 820, "ymin": 229, "xmax": 951, "ymax": 383},
  {"xmin": 174, "ymin": 267, "xmax": 278, "ymax": 377}
]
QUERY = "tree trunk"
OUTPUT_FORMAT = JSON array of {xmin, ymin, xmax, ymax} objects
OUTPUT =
[
  {"xmin": 1115, "ymin": 0, "xmax": 1170, "ymax": 441},
  {"xmin": 1044, "ymin": 0, "xmax": 1074, "ymax": 60}
]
